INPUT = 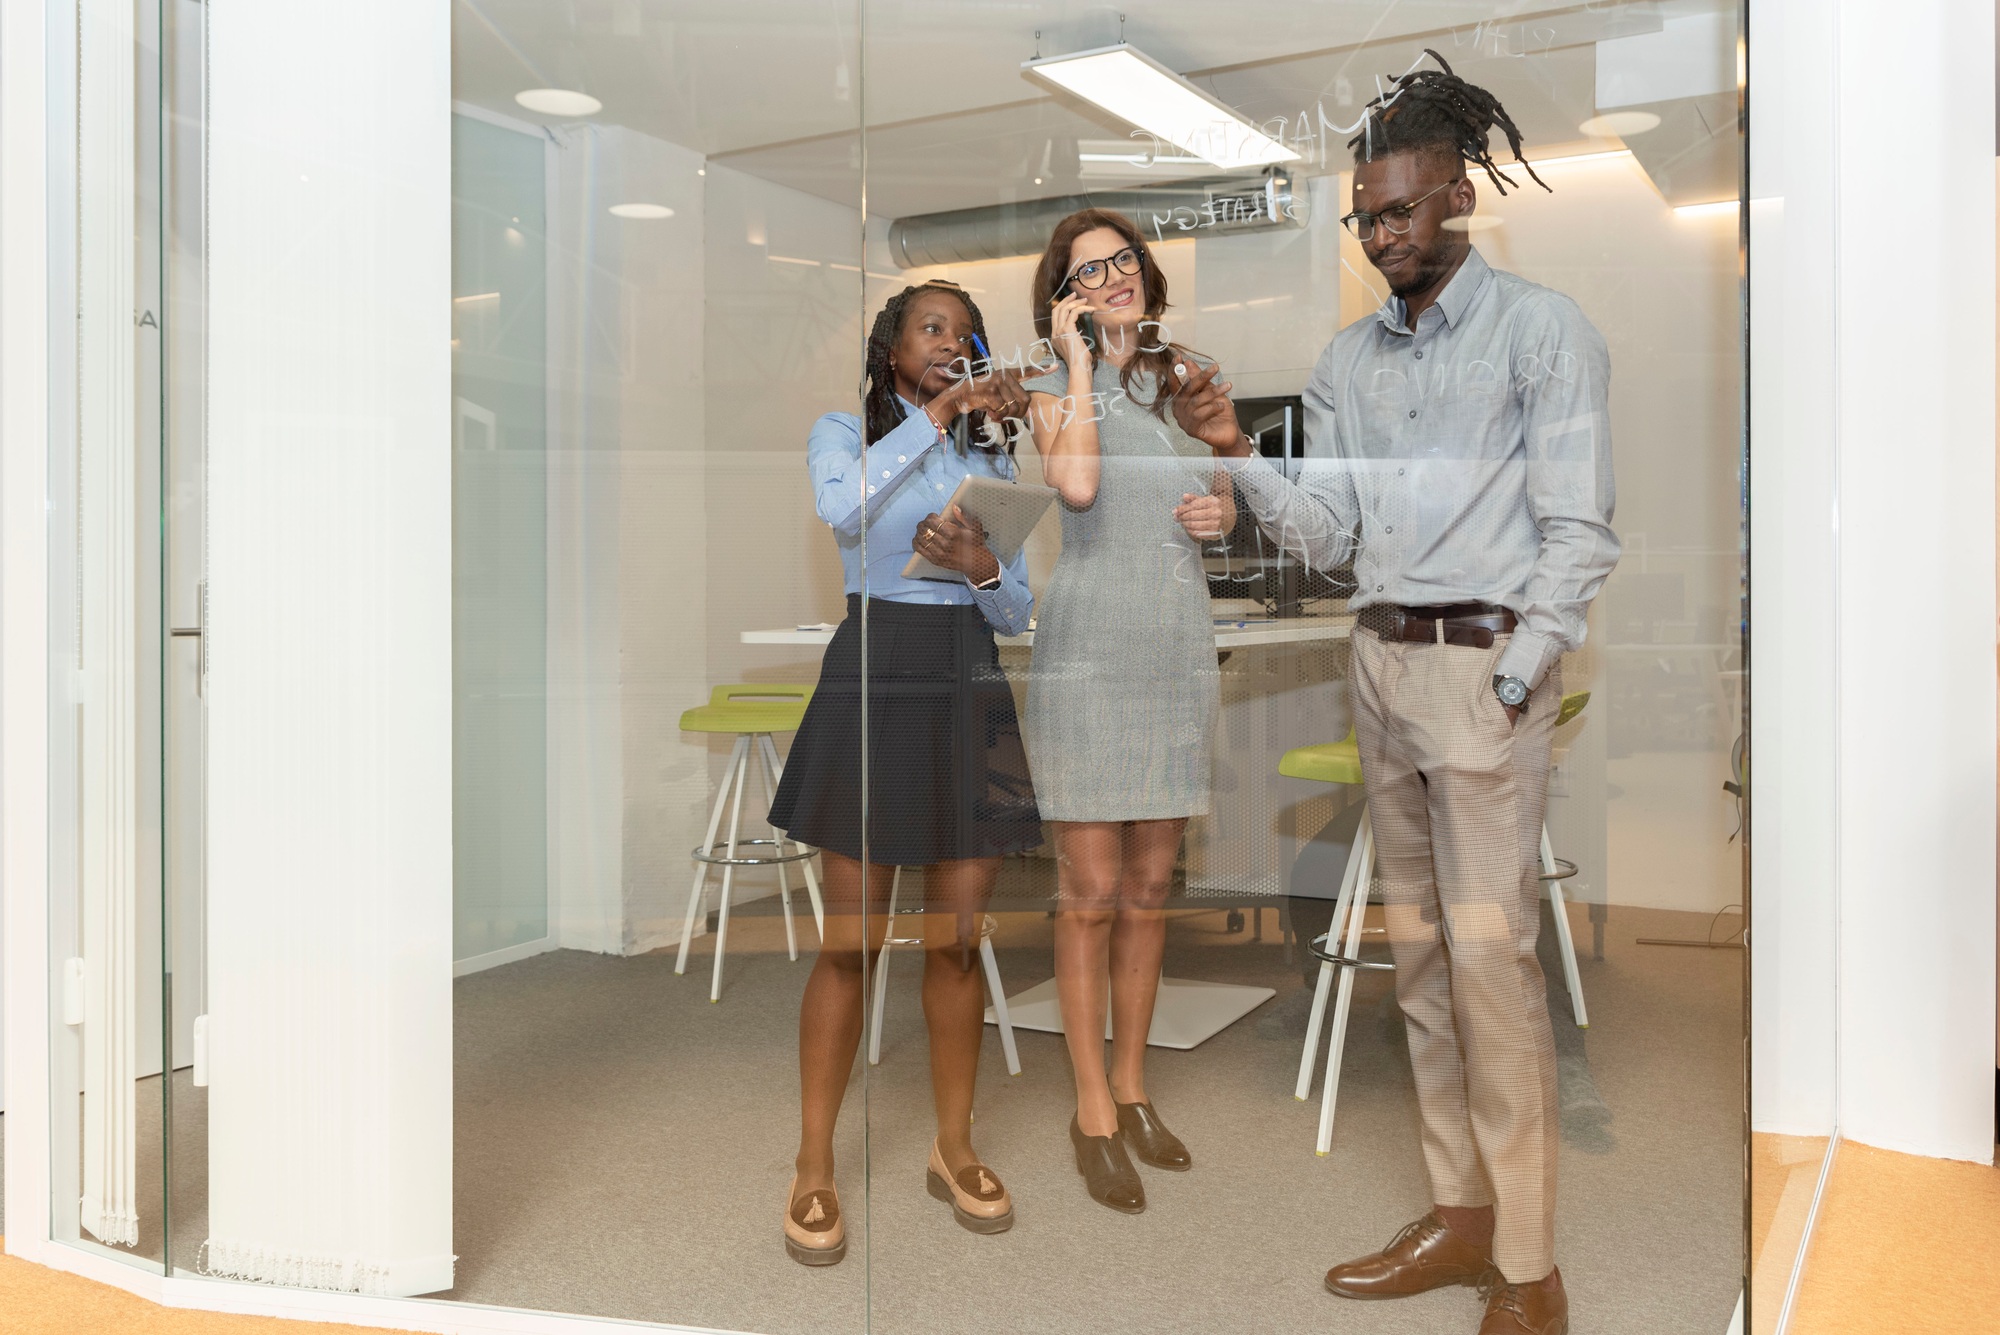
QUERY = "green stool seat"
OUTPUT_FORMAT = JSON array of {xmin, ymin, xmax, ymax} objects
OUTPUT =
[
  {"xmin": 679, "ymin": 683, "xmax": 814, "ymax": 735},
  {"xmin": 675, "ymin": 683, "xmax": 823, "ymax": 1001},
  {"xmin": 1279, "ymin": 734, "xmax": 1362, "ymax": 786}
]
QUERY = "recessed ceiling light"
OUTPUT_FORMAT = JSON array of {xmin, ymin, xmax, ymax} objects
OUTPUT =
[
  {"xmin": 1022, "ymin": 45, "xmax": 1298, "ymax": 172},
  {"xmin": 1440, "ymin": 215, "xmax": 1504, "ymax": 233},
  {"xmin": 608, "ymin": 203, "xmax": 674, "ymax": 220},
  {"xmin": 515, "ymin": 88, "xmax": 602, "ymax": 117},
  {"xmin": 1579, "ymin": 111, "xmax": 1661, "ymax": 138}
]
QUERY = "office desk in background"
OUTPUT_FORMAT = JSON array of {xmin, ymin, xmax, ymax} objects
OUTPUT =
[{"xmin": 740, "ymin": 615, "xmax": 1356, "ymax": 1047}]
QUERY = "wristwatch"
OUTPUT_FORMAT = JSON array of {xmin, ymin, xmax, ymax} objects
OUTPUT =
[
  {"xmin": 971, "ymin": 572, "xmax": 1003, "ymax": 592},
  {"xmin": 1492, "ymin": 675, "xmax": 1530, "ymax": 710}
]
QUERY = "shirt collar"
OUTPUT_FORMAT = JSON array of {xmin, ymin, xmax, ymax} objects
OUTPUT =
[{"xmin": 1375, "ymin": 245, "xmax": 1492, "ymax": 335}]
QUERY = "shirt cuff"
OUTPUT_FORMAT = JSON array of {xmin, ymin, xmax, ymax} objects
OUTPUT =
[{"xmin": 1495, "ymin": 629, "xmax": 1558, "ymax": 694}]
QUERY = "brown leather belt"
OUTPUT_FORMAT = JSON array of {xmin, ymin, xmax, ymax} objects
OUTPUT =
[{"xmin": 1361, "ymin": 602, "xmax": 1517, "ymax": 649}]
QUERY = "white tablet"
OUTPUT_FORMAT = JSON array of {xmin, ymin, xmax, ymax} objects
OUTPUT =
[{"xmin": 901, "ymin": 474, "xmax": 1059, "ymax": 582}]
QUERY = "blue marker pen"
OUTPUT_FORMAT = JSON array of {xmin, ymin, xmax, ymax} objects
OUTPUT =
[{"xmin": 970, "ymin": 332, "xmax": 991, "ymax": 362}]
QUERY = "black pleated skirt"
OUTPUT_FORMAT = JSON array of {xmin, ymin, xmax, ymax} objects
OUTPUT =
[{"xmin": 769, "ymin": 595, "xmax": 1044, "ymax": 866}]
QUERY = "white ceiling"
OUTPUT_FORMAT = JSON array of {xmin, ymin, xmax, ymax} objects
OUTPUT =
[{"xmin": 452, "ymin": 0, "xmax": 1734, "ymax": 217}]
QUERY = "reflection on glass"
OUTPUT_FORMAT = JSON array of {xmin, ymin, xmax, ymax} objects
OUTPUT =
[{"xmin": 774, "ymin": 284, "xmax": 1043, "ymax": 1264}]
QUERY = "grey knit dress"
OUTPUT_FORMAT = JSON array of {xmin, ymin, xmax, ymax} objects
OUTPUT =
[{"xmin": 1021, "ymin": 361, "xmax": 1220, "ymax": 821}]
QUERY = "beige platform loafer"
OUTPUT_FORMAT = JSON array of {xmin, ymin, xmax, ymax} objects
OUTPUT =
[{"xmin": 926, "ymin": 1140, "xmax": 1015, "ymax": 1234}]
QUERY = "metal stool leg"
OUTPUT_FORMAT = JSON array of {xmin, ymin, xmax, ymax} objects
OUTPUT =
[
  {"xmin": 979, "ymin": 936, "xmax": 1022, "ymax": 1076},
  {"xmin": 708, "ymin": 741, "xmax": 752, "ymax": 1003},
  {"xmin": 868, "ymin": 868, "xmax": 902, "ymax": 1065},
  {"xmin": 748, "ymin": 735, "xmax": 798, "ymax": 963},
  {"xmin": 1317, "ymin": 816, "xmax": 1376, "ymax": 1156},
  {"xmin": 1297, "ymin": 802, "xmax": 1368, "ymax": 1100},
  {"xmin": 761, "ymin": 733, "xmax": 824, "ymax": 941},
  {"xmin": 677, "ymin": 735, "xmax": 749, "ymax": 976},
  {"xmin": 1541, "ymin": 825, "xmax": 1588, "ymax": 1028}
]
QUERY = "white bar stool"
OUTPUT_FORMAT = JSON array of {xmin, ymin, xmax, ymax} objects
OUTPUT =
[
  {"xmin": 867, "ymin": 867, "xmax": 1022, "ymax": 1076},
  {"xmin": 673, "ymin": 685, "xmax": 825, "ymax": 1001}
]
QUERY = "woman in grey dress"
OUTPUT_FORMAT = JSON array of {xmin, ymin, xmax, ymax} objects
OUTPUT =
[{"xmin": 1021, "ymin": 208, "xmax": 1237, "ymax": 1215}]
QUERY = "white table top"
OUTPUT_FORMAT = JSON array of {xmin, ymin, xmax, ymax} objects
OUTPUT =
[{"xmin": 742, "ymin": 614, "xmax": 1355, "ymax": 649}]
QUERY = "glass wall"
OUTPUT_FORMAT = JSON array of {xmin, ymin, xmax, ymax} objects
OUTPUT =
[
  {"xmin": 45, "ymin": 0, "xmax": 1785, "ymax": 1331},
  {"xmin": 847, "ymin": 5, "xmax": 1747, "ymax": 1333}
]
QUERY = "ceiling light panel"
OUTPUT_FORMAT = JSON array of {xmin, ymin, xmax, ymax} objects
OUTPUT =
[{"xmin": 1022, "ymin": 45, "xmax": 1298, "ymax": 172}]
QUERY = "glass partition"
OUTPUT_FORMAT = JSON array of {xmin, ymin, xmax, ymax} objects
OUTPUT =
[
  {"xmin": 44, "ymin": 0, "xmax": 175, "ymax": 1275},
  {"xmin": 853, "ymin": 5, "xmax": 1748, "ymax": 1334},
  {"xmin": 42, "ymin": 0, "xmax": 1780, "ymax": 1329}
]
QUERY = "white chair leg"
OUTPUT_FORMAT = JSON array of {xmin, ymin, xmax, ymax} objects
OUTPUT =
[
  {"xmin": 1297, "ymin": 802, "xmax": 1367, "ymax": 1101},
  {"xmin": 1541, "ymin": 825, "xmax": 1588, "ymax": 1029},
  {"xmin": 677, "ymin": 735, "xmax": 749, "ymax": 976},
  {"xmin": 1317, "ymin": 817, "xmax": 1376, "ymax": 1156},
  {"xmin": 749, "ymin": 737, "xmax": 799, "ymax": 963},
  {"xmin": 868, "ymin": 868, "xmax": 902, "ymax": 1065},
  {"xmin": 979, "ymin": 936, "xmax": 1022, "ymax": 1076},
  {"xmin": 708, "ymin": 743, "xmax": 752, "ymax": 1003},
  {"xmin": 761, "ymin": 734, "xmax": 824, "ymax": 942}
]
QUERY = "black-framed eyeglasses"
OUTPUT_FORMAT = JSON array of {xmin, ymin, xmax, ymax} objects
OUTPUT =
[
  {"xmin": 1065, "ymin": 246, "xmax": 1145, "ymax": 291},
  {"xmin": 1340, "ymin": 178, "xmax": 1462, "ymax": 241}
]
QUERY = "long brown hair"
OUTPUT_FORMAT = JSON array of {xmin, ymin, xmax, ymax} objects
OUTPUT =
[{"xmin": 1030, "ymin": 208, "xmax": 1191, "ymax": 421}]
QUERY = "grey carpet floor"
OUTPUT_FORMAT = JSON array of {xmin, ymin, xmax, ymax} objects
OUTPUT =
[{"xmin": 435, "ymin": 901, "xmax": 1742, "ymax": 1335}]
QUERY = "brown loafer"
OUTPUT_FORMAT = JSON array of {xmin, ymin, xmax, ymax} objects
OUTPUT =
[
  {"xmin": 1324, "ymin": 1211, "xmax": 1497, "ymax": 1299},
  {"xmin": 1479, "ymin": 1268, "xmax": 1569, "ymax": 1335},
  {"xmin": 783, "ymin": 1175, "xmax": 846, "ymax": 1267},
  {"xmin": 926, "ymin": 1139, "xmax": 1015, "ymax": 1234},
  {"xmin": 1070, "ymin": 1115, "xmax": 1145, "ymax": 1214},
  {"xmin": 1115, "ymin": 1100, "xmax": 1191, "ymax": 1170}
]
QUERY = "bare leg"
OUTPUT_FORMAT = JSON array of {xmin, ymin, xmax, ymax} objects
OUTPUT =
[
  {"xmin": 1052, "ymin": 821, "xmax": 1126, "ymax": 1136},
  {"xmin": 920, "ymin": 857, "xmax": 1003, "ymax": 1175},
  {"xmin": 795, "ymin": 850, "xmax": 892, "ymax": 1199},
  {"xmin": 1107, "ymin": 818, "xmax": 1187, "ymax": 1105}
]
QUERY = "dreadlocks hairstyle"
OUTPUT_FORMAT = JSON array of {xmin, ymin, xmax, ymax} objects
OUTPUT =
[
  {"xmin": 1348, "ymin": 49, "xmax": 1550, "ymax": 196},
  {"xmin": 860, "ymin": 281, "xmax": 995, "ymax": 451}
]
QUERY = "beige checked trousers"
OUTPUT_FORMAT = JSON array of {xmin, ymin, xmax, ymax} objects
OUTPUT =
[{"xmin": 1350, "ymin": 629, "xmax": 1561, "ymax": 1283}]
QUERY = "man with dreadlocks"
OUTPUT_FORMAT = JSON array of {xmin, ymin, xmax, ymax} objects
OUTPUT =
[{"xmin": 1173, "ymin": 51, "xmax": 1615, "ymax": 1335}]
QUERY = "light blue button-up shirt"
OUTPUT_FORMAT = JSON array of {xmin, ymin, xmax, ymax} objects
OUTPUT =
[
  {"xmin": 807, "ymin": 398, "xmax": 1034, "ymax": 636},
  {"xmin": 1229, "ymin": 247, "xmax": 1618, "ymax": 689}
]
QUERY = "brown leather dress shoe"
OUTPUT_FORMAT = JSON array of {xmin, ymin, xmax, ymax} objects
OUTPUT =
[
  {"xmin": 1115, "ymin": 1100, "xmax": 1191, "ymax": 1170},
  {"xmin": 1324, "ymin": 1211, "xmax": 1497, "ymax": 1299},
  {"xmin": 1070, "ymin": 1115, "xmax": 1145, "ymax": 1214},
  {"xmin": 1478, "ymin": 1268, "xmax": 1569, "ymax": 1335}
]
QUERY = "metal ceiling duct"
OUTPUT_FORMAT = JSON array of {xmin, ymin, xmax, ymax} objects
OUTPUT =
[{"xmin": 886, "ymin": 172, "xmax": 1308, "ymax": 269}]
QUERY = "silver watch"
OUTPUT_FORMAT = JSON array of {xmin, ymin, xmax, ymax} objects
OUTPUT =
[
  {"xmin": 1492, "ymin": 675, "xmax": 1530, "ymax": 709},
  {"xmin": 972, "ymin": 572, "xmax": 1003, "ymax": 592}
]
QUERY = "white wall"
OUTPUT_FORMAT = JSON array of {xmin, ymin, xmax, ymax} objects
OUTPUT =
[
  {"xmin": 1752, "ymin": 0, "xmax": 1997, "ymax": 1163},
  {"xmin": 1827, "ymin": 0, "xmax": 1995, "ymax": 1161},
  {"xmin": 546, "ymin": 124, "xmax": 710, "ymax": 956},
  {"xmin": 1748, "ymin": 0, "xmax": 1839, "ymax": 1139},
  {"xmin": 203, "ymin": 0, "xmax": 453, "ymax": 1292}
]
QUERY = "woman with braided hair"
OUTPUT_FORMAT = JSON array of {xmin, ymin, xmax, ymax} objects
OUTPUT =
[
  {"xmin": 1177, "ymin": 50, "xmax": 1615, "ymax": 1335},
  {"xmin": 768, "ymin": 281, "xmax": 1041, "ymax": 1265}
]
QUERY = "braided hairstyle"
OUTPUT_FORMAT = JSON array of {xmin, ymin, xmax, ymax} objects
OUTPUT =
[
  {"xmin": 861, "ymin": 281, "xmax": 994, "ymax": 450},
  {"xmin": 1349, "ymin": 49, "xmax": 1550, "ymax": 196}
]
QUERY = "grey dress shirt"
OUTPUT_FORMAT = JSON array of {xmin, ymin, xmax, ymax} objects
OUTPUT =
[{"xmin": 1230, "ymin": 247, "xmax": 1619, "ymax": 689}]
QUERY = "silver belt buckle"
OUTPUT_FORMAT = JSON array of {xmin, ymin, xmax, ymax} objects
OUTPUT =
[{"xmin": 1383, "ymin": 608, "xmax": 1407, "ymax": 642}]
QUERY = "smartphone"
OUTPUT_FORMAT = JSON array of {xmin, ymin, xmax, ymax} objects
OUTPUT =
[{"xmin": 1055, "ymin": 284, "xmax": 1097, "ymax": 351}]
